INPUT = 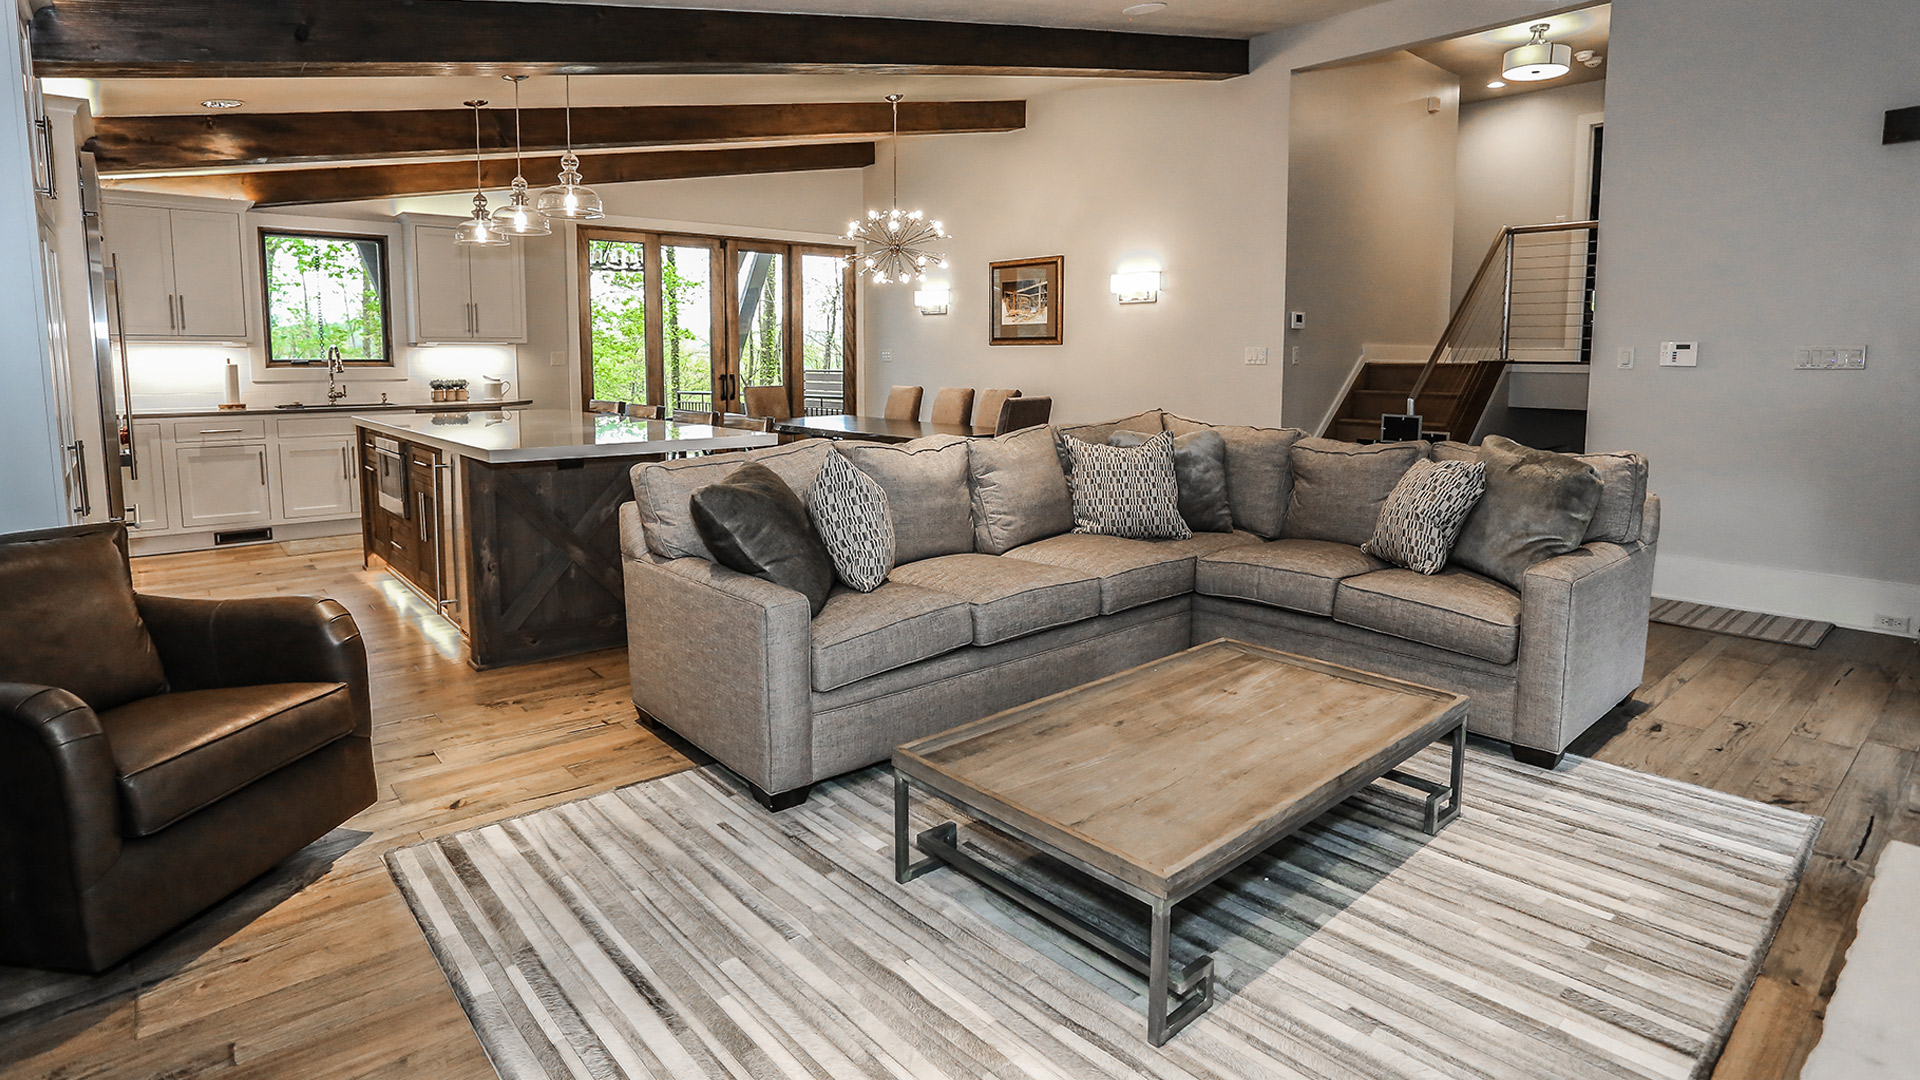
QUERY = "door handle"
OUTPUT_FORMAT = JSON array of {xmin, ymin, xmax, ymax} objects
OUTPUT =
[{"xmin": 67, "ymin": 441, "xmax": 90, "ymax": 516}]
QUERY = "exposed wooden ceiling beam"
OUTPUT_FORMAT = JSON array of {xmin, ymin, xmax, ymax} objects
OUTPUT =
[
  {"xmin": 91, "ymin": 100, "xmax": 1025, "ymax": 175},
  {"xmin": 32, "ymin": 0, "xmax": 1249, "ymax": 80},
  {"xmin": 105, "ymin": 142, "xmax": 878, "ymax": 207}
]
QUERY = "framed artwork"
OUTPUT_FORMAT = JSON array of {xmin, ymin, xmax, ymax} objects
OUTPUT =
[{"xmin": 988, "ymin": 256, "xmax": 1064, "ymax": 345}]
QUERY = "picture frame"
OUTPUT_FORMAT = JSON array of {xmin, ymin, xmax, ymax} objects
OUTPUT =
[{"xmin": 987, "ymin": 256, "xmax": 1064, "ymax": 346}]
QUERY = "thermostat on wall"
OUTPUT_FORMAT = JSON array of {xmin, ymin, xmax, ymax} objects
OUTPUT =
[{"xmin": 1658, "ymin": 341, "xmax": 1698, "ymax": 367}]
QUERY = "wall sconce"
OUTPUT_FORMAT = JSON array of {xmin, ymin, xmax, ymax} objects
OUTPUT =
[
  {"xmin": 913, "ymin": 286, "xmax": 950, "ymax": 315},
  {"xmin": 1110, "ymin": 270, "xmax": 1162, "ymax": 304}
]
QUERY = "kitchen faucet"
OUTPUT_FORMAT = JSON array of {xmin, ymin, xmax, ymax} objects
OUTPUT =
[{"xmin": 326, "ymin": 346, "xmax": 348, "ymax": 405}]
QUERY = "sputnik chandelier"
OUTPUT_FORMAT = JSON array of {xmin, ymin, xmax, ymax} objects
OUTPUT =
[{"xmin": 844, "ymin": 94, "xmax": 948, "ymax": 285}]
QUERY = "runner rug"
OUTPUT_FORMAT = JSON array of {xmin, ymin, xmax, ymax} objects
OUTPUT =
[{"xmin": 387, "ymin": 746, "xmax": 1818, "ymax": 1080}]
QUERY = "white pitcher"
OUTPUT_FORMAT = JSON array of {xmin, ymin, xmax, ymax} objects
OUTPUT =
[{"xmin": 475, "ymin": 376, "xmax": 513, "ymax": 402}]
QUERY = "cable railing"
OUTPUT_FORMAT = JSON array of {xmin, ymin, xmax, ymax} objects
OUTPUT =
[{"xmin": 1405, "ymin": 219, "xmax": 1598, "ymax": 417}]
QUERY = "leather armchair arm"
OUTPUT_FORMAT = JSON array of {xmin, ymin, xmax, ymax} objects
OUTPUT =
[{"xmin": 135, "ymin": 595, "xmax": 372, "ymax": 738}]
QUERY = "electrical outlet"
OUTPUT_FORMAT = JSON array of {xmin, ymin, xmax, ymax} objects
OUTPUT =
[
  {"xmin": 880, "ymin": 350, "xmax": 892, "ymax": 364},
  {"xmin": 1616, "ymin": 347, "xmax": 1634, "ymax": 370},
  {"xmin": 1244, "ymin": 347, "xmax": 1269, "ymax": 366},
  {"xmin": 1873, "ymin": 613, "xmax": 1912, "ymax": 634}
]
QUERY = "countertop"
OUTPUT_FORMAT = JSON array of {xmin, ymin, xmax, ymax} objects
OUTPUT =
[
  {"xmin": 351, "ymin": 409, "xmax": 778, "ymax": 464},
  {"xmin": 134, "ymin": 400, "xmax": 533, "ymax": 420}
]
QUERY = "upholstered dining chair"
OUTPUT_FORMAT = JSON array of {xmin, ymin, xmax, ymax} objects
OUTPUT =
[
  {"xmin": 974, "ymin": 388, "xmax": 1021, "ymax": 430},
  {"xmin": 623, "ymin": 403, "xmax": 664, "ymax": 419},
  {"xmin": 995, "ymin": 395, "xmax": 1053, "ymax": 434},
  {"xmin": 0, "ymin": 522, "xmax": 376, "ymax": 972},
  {"xmin": 742, "ymin": 385, "xmax": 793, "ymax": 421},
  {"xmin": 928, "ymin": 387, "xmax": 975, "ymax": 427},
  {"xmin": 718, "ymin": 413, "xmax": 774, "ymax": 432},
  {"xmin": 883, "ymin": 386, "xmax": 924, "ymax": 421},
  {"xmin": 672, "ymin": 409, "xmax": 720, "ymax": 425},
  {"xmin": 588, "ymin": 400, "xmax": 622, "ymax": 414}
]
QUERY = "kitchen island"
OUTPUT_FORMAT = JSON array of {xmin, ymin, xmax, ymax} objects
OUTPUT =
[{"xmin": 353, "ymin": 409, "xmax": 776, "ymax": 669}]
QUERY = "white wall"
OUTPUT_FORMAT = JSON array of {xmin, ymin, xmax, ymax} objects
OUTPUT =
[
  {"xmin": 1282, "ymin": 53, "xmax": 1460, "ymax": 431},
  {"xmin": 1452, "ymin": 79, "xmax": 1604, "ymax": 307}
]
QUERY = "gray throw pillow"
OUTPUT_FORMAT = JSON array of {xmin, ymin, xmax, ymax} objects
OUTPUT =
[
  {"xmin": 1576, "ymin": 450, "xmax": 1650, "ymax": 543},
  {"xmin": 838, "ymin": 435, "xmax": 972, "ymax": 565},
  {"xmin": 806, "ymin": 451, "xmax": 895, "ymax": 592},
  {"xmin": 1162, "ymin": 414, "xmax": 1303, "ymax": 539},
  {"xmin": 969, "ymin": 425, "xmax": 1074, "ymax": 555},
  {"xmin": 1109, "ymin": 428, "xmax": 1232, "ymax": 532},
  {"xmin": 633, "ymin": 440, "xmax": 833, "ymax": 562},
  {"xmin": 1445, "ymin": 436, "xmax": 1604, "ymax": 589},
  {"xmin": 690, "ymin": 463, "xmax": 834, "ymax": 616},
  {"xmin": 1065, "ymin": 432, "xmax": 1192, "ymax": 541},
  {"xmin": 1281, "ymin": 437, "xmax": 1428, "ymax": 547},
  {"xmin": 1362, "ymin": 459, "xmax": 1488, "ymax": 574}
]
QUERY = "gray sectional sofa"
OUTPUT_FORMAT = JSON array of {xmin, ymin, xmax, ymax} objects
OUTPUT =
[{"xmin": 620, "ymin": 409, "xmax": 1658, "ymax": 808}]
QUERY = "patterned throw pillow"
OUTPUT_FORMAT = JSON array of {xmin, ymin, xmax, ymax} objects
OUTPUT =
[
  {"xmin": 1064, "ymin": 431, "xmax": 1193, "ymax": 541},
  {"xmin": 1362, "ymin": 459, "xmax": 1488, "ymax": 575},
  {"xmin": 806, "ymin": 451, "xmax": 895, "ymax": 592}
]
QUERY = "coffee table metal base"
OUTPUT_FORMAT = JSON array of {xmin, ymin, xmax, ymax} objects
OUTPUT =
[{"xmin": 894, "ymin": 721, "xmax": 1466, "ymax": 1046}]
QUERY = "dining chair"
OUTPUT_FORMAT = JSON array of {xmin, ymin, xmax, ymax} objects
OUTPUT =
[
  {"xmin": 624, "ymin": 403, "xmax": 664, "ymax": 419},
  {"xmin": 672, "ymin": 409, "xmax": 720, "ymax": 425},
  {"xmin": 974, "ymin": 388, "xmax": 1021, "ymax": 430},
  {"xmin": 588, "ymin": 400, "xmax": 622, "ymax": 414},
  {"xmin": 883, "ymin": 386, "xmax": 924, "ymax": 422},
  {"xmin": 995, "ymin": 395, "xmax": 1052, "ymax": 434},
  {"xmin": 742, "ymin": 385, "xmax": 793, "ymax": 421},
  {"xmin": 718, "ymin": 413, "xmax": 774, "ymax": 432},
  {"xmin": 929, "ymin": 387, "xmax": 975, "ymax": 426}
]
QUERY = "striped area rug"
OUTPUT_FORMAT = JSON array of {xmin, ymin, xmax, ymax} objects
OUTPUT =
[
  {"xmin": 1651, "ymin": 598, "xmax": 1834, "ymax": 648},
  {"xmin": 388, "ymin": 747, "xmax": 1818, "ymax": 1080}
]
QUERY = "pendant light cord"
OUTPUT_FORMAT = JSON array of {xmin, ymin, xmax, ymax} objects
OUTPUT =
[
  {"xmin": 565, "ymin": 75, "xmax": 575, "ymax": 155},
  {"xmin": 888, "ymin": 94, "xmax": 901, "ymax": 210},
  {"xmin": 469, "ymin": 101, "xmax": 485, "ymax": 192},
  {"xmin": 513, "ymin": 78, "xmax": 525, "ymax": 177}
]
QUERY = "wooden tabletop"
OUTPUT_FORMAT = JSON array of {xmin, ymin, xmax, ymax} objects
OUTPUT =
[
  {"xmin": 772, "ymin": 414, "xmax": 995, "ymax": 443},
  {"xmin": 894, "ymin": 639, "xmax": 1468, "ymax": 900}
]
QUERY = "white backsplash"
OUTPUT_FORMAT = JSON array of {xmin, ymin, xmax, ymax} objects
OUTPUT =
[{"xmin": 128, "ymin": 342, "xmax": 520, "ymax": 412}]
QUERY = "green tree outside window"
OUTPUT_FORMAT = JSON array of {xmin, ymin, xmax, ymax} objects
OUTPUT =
[{"xmin": 262, "ymin": 232, "xmax": 390, "ymax": 365}]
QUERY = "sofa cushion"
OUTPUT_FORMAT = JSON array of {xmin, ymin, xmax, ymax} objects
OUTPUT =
[
  {"xmin": 691, "ymin": 463, "xmax": 835, "ymax": 617},
  {"xmin": 1005, "ymin": 531, "xmax": 1259, "ymax": 614},
  {"xmin": 810, "ymin": 583, "xmax": 974, "ymax": 692},
  {"xmin": 1577, "ymin": 450, "xmax": 1650, "ymax": 544},
  {"xmin": 1163, "ymin": 414, "xmax": 1303, "ymax": 539},
  {"xmin": 838, "ymin": 435, "xmax": 974, "ymax": 564},
  {"xmin": 1063, "ymin": 431, "xmax": 1191, "ymax": 541},
  {"xmin": 1195, "ymin": 539, "xmax": 1386, "ymax": 617},
  {"xmin": 1334, "ymin": 568, "xmax": 1521, "ymax": 664},
  {"xmin": 1055, "ymin": 409, "xmax": 1165, "ymax": 447},
  {"xmin": 806, "ymin": 451, "xmax": 895, "ymax": 593},
  {"xmin": 96, "ymin": 682, "xmax": 354, "ymax": 837},
  {"xmin": 0, "ymin": 529, "xmax": 169, "ymax": 713},
  {"xmin": 968, "ymin": 426, "xmax": 1074, "ymax": 555},
  {"xmin": 1432, "ymin": 435, "xmax": 1602, "ymax": 590},
  {"xmin": 890, "ymin": 553, "xmax": 1102, "ymax": 645},
  {"xmin": 1282, "ymin": 437, "xmax": 1428, "ymax": 547},
  {"xmin": 1109, "ymin": 428, "xmax": 1233, "ymax": 533},
  {"xmin": 633, "ymin": 441, "xmax": 834, "ymax": 562}
]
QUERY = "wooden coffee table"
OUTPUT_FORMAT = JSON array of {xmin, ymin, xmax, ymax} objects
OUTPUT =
[{"xmin": 892, "ymin": 638, "xmax": 1468, "ymax": 1045}]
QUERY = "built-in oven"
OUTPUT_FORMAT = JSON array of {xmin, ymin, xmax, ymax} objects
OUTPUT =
[{"xmin": 373, "ymin": 436, "xmax": 408, "ymax": 516}]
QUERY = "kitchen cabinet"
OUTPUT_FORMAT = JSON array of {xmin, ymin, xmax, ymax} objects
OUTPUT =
[
  {"xmin": 405, "ymin": 221, "xmax": 526, "ymax": 344},
  {"xmin": 359, "ymin": 427, "xmax": 444, "ymax": 600},
  {"xmin": 122, "ymin": 422, "xmax": 169, "ymax": 531},
  {"xmin": 277, "ymin": 436, "xmax": 359, "ymax": 520},
  {"xmin": 104, "ymin": 198, "xmax": 249, "ymax": 341},
  {"xmin": 175, "ymin": 442, "xmax": 273, "ymax": 529}
]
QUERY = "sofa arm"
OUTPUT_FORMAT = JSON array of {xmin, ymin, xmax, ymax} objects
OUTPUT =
[
  {"xmin": 136, "ymin": 594, "xmax": 372, "ymax": 738},
  {"xmin": 0, "ymin": 682, "xmax": 123, "ymax": 967},
  {"xmin": 621, "ymin": 504, "xmax": 814, "ymax": 796},
  {"xmin": 1514, "ymin": 537, "xmax": 1658, "ymax": 755}
]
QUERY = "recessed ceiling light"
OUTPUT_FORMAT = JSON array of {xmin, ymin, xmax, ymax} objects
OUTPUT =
[
  {"xmin": 200, "ymin": 98, "xmax": 243, "ymax": 110},
  {"xmin": 1121, "ymin": 2, "xmax": 1167, "ymax": 15},
  {"xmin": 1486, "ymin": 81, "xmax": 1506, "ymax": 89}
]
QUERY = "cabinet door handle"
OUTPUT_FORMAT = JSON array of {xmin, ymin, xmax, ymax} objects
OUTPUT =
[
  {"xmin": 341, "ymin": 445, "xmax": 351, "ymax": 479},
  {"xmin": 167, "ymin": 293, "xmax": 177, "ymax": 331},
  {"xmin": 199, "ymin": 427, "xmax": 244, "ymax": 435},
  {"xmin": 176, "ymin": 294, "xmax": 186, "ymax": 331},
  {"xmin": 258, "ymin": 448, "xmax": 267, "ymax": 485},
  {"xmin": 419, "ymin": 493, "xmax": 429, "ymax": 540}
]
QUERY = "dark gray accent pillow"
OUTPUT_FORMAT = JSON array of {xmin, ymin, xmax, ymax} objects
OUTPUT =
[
  {"xmin": 1109, "ymin": 428, "xmax": 1232, "ymax": 532},
  {"xmin": 0, "ymin": 529, "xmax": 168, "ymax": 711},
  {"xmin": 1162, "ymin": 414, "xmax": 1304, "ymax": 539},
  {"xmin": 1576, "ymin": 450, "xmax": 1650, "ymax": 544},
  {"xmin": 1445, "ymin": 436, "xmax": 1604, "ymax": 589},
  {"xmin": 970, "ymin": 425, "xmax": 1074, "ymax": 555},
  {"xmin": 633, "ymin": 440, "xmax": 834, "ymax": 562},
  {"xmin": 838, "ymin": 434, "xmax": 972, "ymax": 565},
  {"xmin": 1281, "ymin": 437, "xmax": 1428, "ymax": 547},
  {"xmin": 690, "ymin": 463, "xmax": 834, "ymax": 616}
]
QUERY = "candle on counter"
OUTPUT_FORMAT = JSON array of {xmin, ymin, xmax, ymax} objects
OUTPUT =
[{"xmin": 223, "ymin": 359, "xmax": 241, "ymax": 405}]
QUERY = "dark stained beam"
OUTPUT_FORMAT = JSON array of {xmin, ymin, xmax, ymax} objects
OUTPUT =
[
  {"xmin": 107, "ymin": 142, "xmax": 878, "ymax": 207},
  {"xmin": 31, "ymin": 0, "xmax": 1247, "ymax": 80},
  {"xmin": 91, "ymin": 100, "xmax": 1025, "ymax": 174}
]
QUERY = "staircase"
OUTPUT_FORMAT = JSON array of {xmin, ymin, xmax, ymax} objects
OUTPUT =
[{"xmin": 1324, "ymin": 360, "xmax": 1504, "ymax": 442}]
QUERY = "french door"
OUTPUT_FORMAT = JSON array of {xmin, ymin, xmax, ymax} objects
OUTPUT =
[{"xmin": 580, "ymin": 227, "xmax": 855, "ymax": 416}]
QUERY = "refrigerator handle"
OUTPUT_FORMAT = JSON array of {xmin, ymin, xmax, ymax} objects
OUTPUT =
[
  {"xmin": 108, "ymin": 253, "xmax": 136, "ymax": 480},
  {"xmin": 67, "ymin": 440, "xmax": 90, "ymax": 517}
]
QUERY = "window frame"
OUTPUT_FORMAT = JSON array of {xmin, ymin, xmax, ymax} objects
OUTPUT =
[{"xmin": 258, "ymin": 227, "xmax": 396, "ymax": 368}]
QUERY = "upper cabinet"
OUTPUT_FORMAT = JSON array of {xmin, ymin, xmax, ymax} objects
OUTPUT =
[
  {"xmin": 103, "ymin": 198, "xmax": 249, "ymax": 342},
  {"xmin": 404, "ymin": 220, "xmax": 526, "ymax": 345}
]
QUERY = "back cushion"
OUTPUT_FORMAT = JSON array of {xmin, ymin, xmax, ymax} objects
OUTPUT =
[
  {"xmin": 1576, "ymin": 450, "xmax": 1650, "ymax": 543},
  {"xmin": 1163, "ymin": 414, "xmax": 1304, "ymax": 539},
  {"xmin": 968, "ymin": 425, "xmax": 1074, "ymax": 555},
  {"xmin": 839, "ymin": 435, "xmax": 973, "ymax": 565},
  {"xmin": 0, "ymin": 529, "xmax": 168, "ymax": 711},
  {"xmin": 632, "ymin": 440, "xmax": 834, "ymax": 561},
  {"xmin": 1282, "ymin": 438, "xmax": 1429, "ymax": 547},
  {"xmin": 1054, "ymin": 409, "xmax": 1165, "ymax": 447},
  {"xmin": 1441, "ymin": 436, "xmax": 1602, "ymax": 589}
]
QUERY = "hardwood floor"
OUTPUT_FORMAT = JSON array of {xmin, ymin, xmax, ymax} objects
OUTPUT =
[{"xmin": 1, "ymin": 540, "xmax": 1913, "ymax": 1079}]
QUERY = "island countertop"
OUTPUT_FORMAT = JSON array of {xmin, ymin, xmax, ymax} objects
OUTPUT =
[{"xmin": 351, "ymin": 408, "xmax": 778, "ymax": 463}]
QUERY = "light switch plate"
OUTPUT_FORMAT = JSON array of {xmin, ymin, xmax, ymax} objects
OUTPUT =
[
  {"xmin": 1289, "ymin": 311, "xmax": 1306, "ymax": 330},
  {"xmin": 880, "ymin": 350, "xmax": 892, "ymax": 364},
  {"xmin": 1795, "ymin": 346, "xmax": 1867, "ymax": 370},
  {"xmin": 1658, "ymin": 341, "xmax": 1698, "ymax": 367},
  {"xmin": 1616, "ymin": 347, "xmax": 1634, "ymax": 370},
  {"xmin": 1245, "ymin": 347, "xmax": 1269, "ymax": 365}
]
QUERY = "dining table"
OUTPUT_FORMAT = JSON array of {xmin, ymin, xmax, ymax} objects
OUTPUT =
[{"xmin": 772, "ymin": 414, "xmax": 997, "ymax": 443}]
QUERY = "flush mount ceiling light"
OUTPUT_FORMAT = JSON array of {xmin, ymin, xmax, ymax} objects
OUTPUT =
[
  {"xmin": 1486, "ymin": 80, "xmax": 1507, "ymax": 89},
  {"xmin": 200, "ymin": 98, "xmax": 243, "ymax": 109},
  {"xmin": 491, "ymin": 75, "xmax": 550, "ymax": 237},
  {"xmin": 454, "ymin": 100, "xmax": 509, "ymax": 248},
  {"xmin": 535, "ymin": 74, "xmax": 605, "ymax": 221},
  {"xmin": 844, "ymin": 94, "xmax": 948, "ymax": 286},
  {"xmin": 1502, "ymin": 23, "xmax": 1572, "ymax": 82}
]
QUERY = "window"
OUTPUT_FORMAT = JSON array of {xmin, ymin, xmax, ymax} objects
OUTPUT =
[{"xmin": 260, "ymin": 229, "xmax": 394, "ymax": 367}]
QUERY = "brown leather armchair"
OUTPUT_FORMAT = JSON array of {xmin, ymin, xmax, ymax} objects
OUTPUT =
[{"xmin": 0, "ymin": 522, "xmax": 376, "ymax": 972}]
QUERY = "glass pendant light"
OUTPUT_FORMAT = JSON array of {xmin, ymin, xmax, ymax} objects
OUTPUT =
[
  {"xmin": 491, "ymin": 75, "xmax": 550, "ymax": 237},
  {"xmin": 535, "ymin": 75, "xmax": 604, "ymax": 221},
  {"xmin": 454, "ymin": 100, "xmax": 509, "ymax": 247}
]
